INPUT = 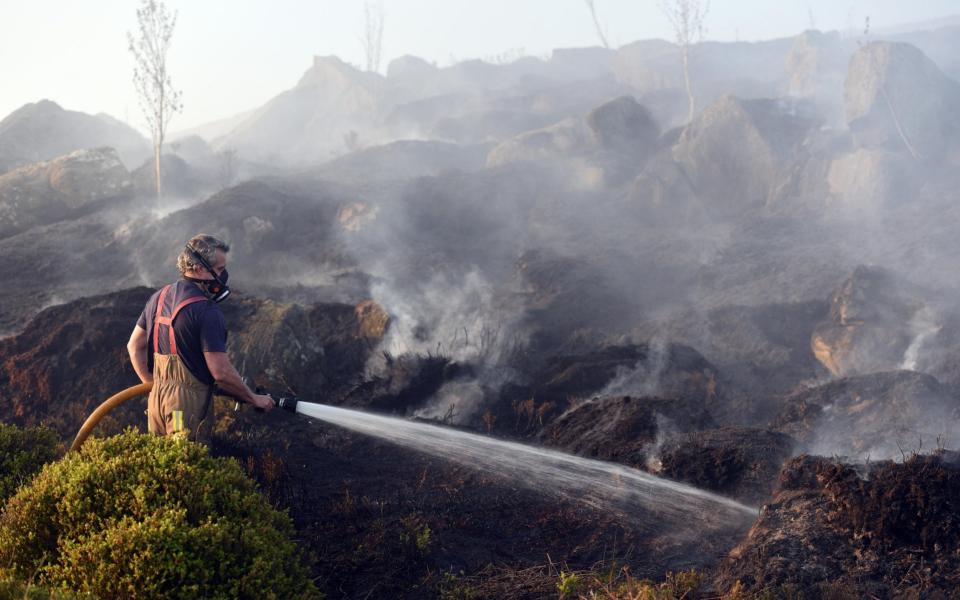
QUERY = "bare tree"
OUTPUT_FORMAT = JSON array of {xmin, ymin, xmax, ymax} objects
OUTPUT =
[
  {"xmin": 360, "ymin": 1, "xmax": 385, "ymax": 73},
  {"xmin": 584, "ymin": 0, "xmax": 610, "ymax": 49},
  {"xmin": 658, "ymin": 0, "xmax": 710, "ymax": 123},
  {"xmin": 128, "ymin": 0, "xmax": 182, "ymax": 200}
]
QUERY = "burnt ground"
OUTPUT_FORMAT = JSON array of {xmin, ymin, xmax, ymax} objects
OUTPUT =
[
  {"xmin": 716, "ymin": 453, "xmax": 960, "ymax": 598},
  {"xmin": 215, "ymin": 407, "xmax": 749, "ymax": 600}
]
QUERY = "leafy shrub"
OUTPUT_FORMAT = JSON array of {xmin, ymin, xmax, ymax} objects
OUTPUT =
[
  {"xmin": 0, "ymin": 430, "xmax": 321, "ymax": 599},
  {"xmin": 0, "ymin": 423, "xmax": 59, "ymax": 502}
]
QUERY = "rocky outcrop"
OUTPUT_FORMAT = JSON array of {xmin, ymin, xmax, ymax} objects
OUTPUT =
[
  {"xmin": 811, "ymin": 266, "xmax": 925, "ymax": 376},
  {"xmin": 0, "ymin": 148, "xmax": 133, "ymax": 239},
  {"xmin": 0, "ymin": 100, "xmax": 148, "ymax": 172},
  {"xmin": 774, "ymin": 370, "xmax": 960, "ymax": 460},
  {"xmin": 716, "ymin": 454, "xmax": 960, "ymax": 596},
  {"xmin": 845, "ymin": 42, "xmax": 960, "ymax": 161}
]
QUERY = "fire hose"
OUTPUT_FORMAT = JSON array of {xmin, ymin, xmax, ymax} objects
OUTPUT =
[{"xmin": 70, "ymin": 382, "xmax": 300, "ymax": 452}]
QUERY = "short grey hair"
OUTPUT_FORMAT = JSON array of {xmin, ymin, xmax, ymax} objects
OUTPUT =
[{"xmin": 177, "ymin": 234, "xmax": 230, "ymax": 275}]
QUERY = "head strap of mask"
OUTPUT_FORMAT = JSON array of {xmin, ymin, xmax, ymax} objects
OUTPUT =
[{"xmin": 185, "ymin": 244, "xmax": 230, "ymax": 303}]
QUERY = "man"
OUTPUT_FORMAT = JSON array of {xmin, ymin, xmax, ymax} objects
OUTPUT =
[{"xmin": 127, "ymin": 234, "xmax": 273, "ymax": 443}]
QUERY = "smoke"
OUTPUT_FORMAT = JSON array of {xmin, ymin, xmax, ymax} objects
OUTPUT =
[
  {"xmin": 899, "ymin": 306, "xmax": 941, "ymax": 371},
  {"xmin": 368, "ymin": 269, "xmax": 524, "ymax": 364},
  {"xmin": 596, "ymin": 337, "xmax": 668, "ymax": 398},
  {"xmin": 643, "ymin": 413, "xmax": 680, "ymax": 473}
]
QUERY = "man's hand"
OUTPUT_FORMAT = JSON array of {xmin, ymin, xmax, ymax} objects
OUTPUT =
[
  {"xmin": 250, "ymin": 393, "xmax": 275, "ymax": 412},
  {"xmin": 205, "ymin": 351, "xmax": 273, "ymax": 412}
]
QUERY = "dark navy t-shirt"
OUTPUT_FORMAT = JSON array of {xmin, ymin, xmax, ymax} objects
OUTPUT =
[{"xmin": 137, "ymin": 280, "xmax": 228, "ymax": 385}]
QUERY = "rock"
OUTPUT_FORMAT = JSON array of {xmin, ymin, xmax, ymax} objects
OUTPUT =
[
  {"xmin": 657, "ymin": 427, "xmax": 795, "ymax": 505},
  {"xmin": 784, "ymin": 30, "xmax": 848, "ymax": 124},
  {"xmin": 486, "ymin": 118, "xmax": 593, "ymax": 165},
  {"xmin": 355, "ymin": 300, "xmax": 390, "ymax": 339},
  {"xmin": 826, "ymin": 147, "xmax": 919, "ymax": 209},
  {"xmin": 845, "ymin": 42, "xmax": 960, "ymax": 160},
  {"xmin": 671, "ymin": 96, "xmax": 817, "ymax": 215},
  {"xmin": 0, "ymin": 100, "xmax": 149, "ymax": 172},
  {"xmin": 585, "ymin": 96, "xmax": 659, "ymax": 157},
  {"xmin": 0, "ymin": 148, "xmax": 133, "ymax": 239},
  {"xmin": 810, "ymin": 266, "xmax": 924, "ymax": 376},
  {"xmin": 715, "ymin": 454, "xmax": 960, "ymax": 596},
  {"xmin": 486, "ymin": 96, "xmax": 659, "ymax": 187},
  {"xmin": 773, "ymin": 370, "xmax": 960, "ymax": 460}
]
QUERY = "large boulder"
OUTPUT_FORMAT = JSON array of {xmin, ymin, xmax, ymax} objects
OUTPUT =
[
  {"xmin": 845, "ymin": 42, "xmax": 960, "ymax": 161},
  {"xmin": 0, "ymin": 148, "xmax": 133, "ymax": 239},
  {"xmin": 486, "ymin": 96, "xmax": 659, "ymax": 187},
  {"xmin": 0, "ymin": 100, "xmax": 149, "ymax": 172},
  {"xmin": 810, "ymin": 266, "xmax": 925, "ymax": 377},
  {"xmin": 826, "ymin": 147, "xmax": 919, "ymax": 209},
  {"xmin": 671, "ymin": 95, "xmax": 816, "ymax": 215}
]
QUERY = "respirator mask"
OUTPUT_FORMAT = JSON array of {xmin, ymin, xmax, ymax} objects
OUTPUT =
[{"xmin": 184, "ymin": 245, "xmax": 231, "ymax": 303}]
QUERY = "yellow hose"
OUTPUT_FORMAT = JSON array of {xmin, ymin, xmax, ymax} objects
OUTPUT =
[{"xmin": 70, "ymin": 382, "xmax": 154, "ymax": 452}]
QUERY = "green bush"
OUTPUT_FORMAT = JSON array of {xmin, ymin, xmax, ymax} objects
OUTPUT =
[
  {"xmin": 0, "ymin": 423, "xmax": 59, "ymax": 502},
  {"xmin": 0, "ymin": 430, "xmax": 321, "ymax": 599}
]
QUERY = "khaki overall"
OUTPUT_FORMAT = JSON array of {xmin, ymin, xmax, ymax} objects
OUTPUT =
[{"xmin": 146, "ymin": 285, "xmax": 214, "ymax": 444}]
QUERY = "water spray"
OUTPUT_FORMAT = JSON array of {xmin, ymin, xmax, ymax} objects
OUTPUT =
[{"xmin": 280, "ymin": 396, "xmax": 757, "ymax": 531}]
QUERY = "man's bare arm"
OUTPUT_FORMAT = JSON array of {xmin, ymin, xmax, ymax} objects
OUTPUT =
[
  {"xmin": 127, "ymin": 325, "xmax": 153, "ymax": 384},
  {"xmin": 204, "ymin": 352, "xmax": 274, "ymax": 411}
]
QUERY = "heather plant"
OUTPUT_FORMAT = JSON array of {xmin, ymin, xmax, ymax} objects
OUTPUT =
[
  {"xmin": 0, "ymin": 423, "xmax": 59, "ymax": 502},
  {"xmin": 0, "ymin": 430, "xmax": 321, "ymax": 599}
]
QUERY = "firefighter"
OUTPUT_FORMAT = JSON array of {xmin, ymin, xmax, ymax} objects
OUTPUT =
[{"xmin": 126, "ymin": 234, "xmax": 273, "ymax": 443}]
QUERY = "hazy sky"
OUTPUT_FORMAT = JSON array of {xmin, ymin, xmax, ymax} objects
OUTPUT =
[{"xmin": 1, "ymin": 0, "xmax": 957, "ymax": 134}]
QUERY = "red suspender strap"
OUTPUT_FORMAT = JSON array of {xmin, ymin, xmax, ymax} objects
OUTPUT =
[
  {"xmin": 166, "ymin": 296, "xmax": 207, "ymax": 355},
  {"xmin": 152, "ymin": 285, "xmax": 207, "ymax": 355},
  {"xmin": 152, "ymin": 285, "xmax": 171, "ymax": 354}
]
